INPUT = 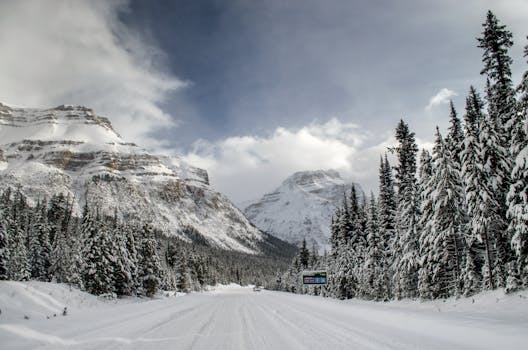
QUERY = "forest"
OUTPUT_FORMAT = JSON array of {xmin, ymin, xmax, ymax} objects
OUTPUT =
[
  {"xmin": 275, "ymin": 11, "xmax": 528, "ymax": 300},
  {"xmin": 0, "ymin": 188, "xmax": 293, "ymax": 297}
]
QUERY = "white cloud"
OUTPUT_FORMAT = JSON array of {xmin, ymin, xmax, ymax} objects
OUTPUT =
[
  {"xmin": 184, "ymin": 118, "xmax": 437, "ymax": 204},
  {"xmin": 0, "ymin": 0, "xmax": 185, "ymax": 149},
  {"xmin": 426, "ymin": 88, "xmax": 457, "ymax": 110},
  {"xmin": 184, "ymin": 119, "xmax": 385, "ymax": 203}
]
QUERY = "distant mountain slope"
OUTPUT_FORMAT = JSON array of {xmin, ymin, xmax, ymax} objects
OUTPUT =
[
  {"xmin": 244, "ymin": 170, "xmax": 362, "ymax": 252},
  {"xmin": 0, "ymin": 102, "xmax": 282, "ymax": 254}
]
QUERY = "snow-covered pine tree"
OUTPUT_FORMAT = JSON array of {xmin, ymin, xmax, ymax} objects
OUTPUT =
[
  {"xmin": 461, "ymin": 86, "xmax": 506, "ymax": 290},
  {"xmin": 418, "ymin": 149, "xmax": 436, "ymax": 299},
  {"xmin": 139, "ymin": 223, "xmax": 163, "ymax": 297},
  {"xmin": 47, "ymin": 193, "xmax": 69, "ymax": 246},
  {"xmin": 329, "ymin": 214, "xmax": 339, "ymax": 255},
  {"xmin": 0, "ymin": 215, "xmax": 9, "ymax": 280},
  {"xmin": 430, "ymin": 129, "xmax": 465, "ymax": 297},
  {"xmin": 49, "ymin": 220, "xmax": 70, "ymax": 283},
  {"xmin": 125, "ymin": 223, "xmax": 140, "ymax": 293},
  {"xmin": 299, "ymin": 239, "xmax": 310, "ymax": 269},
  {"xmin": 364, "ymin": 193, "xmax": 388, "ymax": 300},
  {"xmin": 338, "ymin": 193, "xmax": 353, "ymax": 245},
  {"xmin": 30, "ymin": 202, "xmax": 51, "ymax": 281},
  {"xmin": 330, "ymin": 194, "xmax": 355, "ymax": 298},
  {"xmin": 391, "ymin": 120, "xmax": 420, "ymax": 299},
  {"xmin": 506, "ymin": 38, "xmax": 528, "ymax": 289},
  {"xmin": 176, "ymin": 252, "xmax": 191, "ymax": 293},
  {"xmin": 345, "ymin": 186, "xmax": 365, "ymax": 298},
  {"xmin": 107, "ymin": 214, "xmax": 134, "ymax": 296},
  {"xmin": 446, "ymin": 100, "xmax": 469, "ymax": 282},
  {"xmin": 335, "ymin": 242, "xmax": 354, "ymax": 299},
  {"xmin": 82, "ymin": 207, "xmax": 114, "ymax": 295},
  {"xmin": 460, "ymin": 87, "xmax": 485, "ymax": 295},
  {"xmin": 9, "ymin": 225, "xmax": 30, "ymax": 281},
  {"xmin": 479, "ymin": 87, "xmax": 511, "ymax": 288},
  {"xmin": 67, "ymin": 222, "xmax": 84, "ymax": 290},
  {"xmin": 0, "ymin": 189, "xmax": 14, "ymax": 281},
  {"xmin": 514, "ymin": 36, "xmax": 528, "ymax": 153},
  {"xmin": 478, "ymin": 11, "xmax": 521, "ymax": 158},
  {"xmin": 378, "ymin": 154, "xmax": 396, "ymax": 298},
  {"xmin": 446, "ymin": 101, "xmax": 465, "ymax": 167},
  {"xmin": 327, "ymin": 213, "xmax": 338, "ymax": 297},
  {"xmin": 461, "ymin": 250, "xmax": 481, "ymax": 297},
  {"xmin": 354, "ymin": 192, "xmax": 370, "ymax": 298},
  {"xmin": 478, "ymin": 12, "xmax": 517, "ymax": 284},
  {"xmin": 355, "ymin": 190, "xmax": 369, "ymax": 261},
  {"xmin": 28, "ymin": 204, "xmax": 40, "ymax": 278}
]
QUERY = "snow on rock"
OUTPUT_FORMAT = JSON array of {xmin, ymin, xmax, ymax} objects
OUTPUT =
[
  {"xmin": 244, "ymin": 170, "xmax": 362, "ymax": 251},
  {"xmin": 0, "ymin": 103, "xmax": 266, "ymax": 254}
]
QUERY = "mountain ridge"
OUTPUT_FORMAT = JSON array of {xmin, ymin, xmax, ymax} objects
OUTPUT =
[{"xmin": 0, "ymin": 102, "xmax": 285, "ymax": 255}]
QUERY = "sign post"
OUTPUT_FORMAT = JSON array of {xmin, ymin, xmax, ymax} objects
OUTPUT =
[{"xmin": 302, "ymin": 270, "xmax": 327, "ymax": 285}]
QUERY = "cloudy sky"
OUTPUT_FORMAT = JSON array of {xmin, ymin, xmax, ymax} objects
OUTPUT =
[{"xmin": 1, "ymin": 0, "xmax": 527, "ymax": 204}]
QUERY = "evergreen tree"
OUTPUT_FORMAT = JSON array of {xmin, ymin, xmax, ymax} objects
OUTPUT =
[
  {"xmin": 139, "ymin": 224, "xmax": 163, "ymax": 297},
  {"xmin": 480, "ymin": 97, "xmax": 510, "ymax": 288},
  {"xmin": 9, "ymin": 226, "xmax": 30, "ymax": 281},
  {"xmin": 507, "ymin": 39, "xmax": 528, "ymax": 288},
  {"xmin": 461, "ymin": 249, "xmax": 481, "ymax": 296},
  {"xmin": 47, "ymin": 193, "xmax": 69, "ymax": 245},
  {"xmin": 378, "ymin": 154, "xmax": 396, "ymax": 298},
  {"xmin": 418, "ymin": 149, "xmax": 436, "ymax": 299},
  {"xmin": 478, "ymin": 11, "xmax": 518, "ymax": 154},
  {"xmin": 460, "ymin": 87, "xmax": 485, "ymax": 294},
  {"xmin": 391, "ymin": 120, "xmax": 420, "ymax": 298},
  {"xmin": 515, "ymin": 36, "xmax": 528, "ymax": 153},
  {"xmin": 461, "ymin": 87, "xmax": 506, "ymax": 290},
  {"xmin": 176, "ymin": 252, "xmax": 191, "ymax": 293},
  {"xmin": 82, "ymin": 208, "xmax": 114, "ymax": 295},
  {"xmin": 299, "ymin": 239, "xmax": 310, "ymax": 269},
  {"xmin": 108, "ymin": 215, "xmax": 134, "ymax": 296},
  {"xmin": 329, "ymin": 214, "xmax": 339, "ymax": 255},
  {"xmin": 333, "ymin": 241, "xmax": 354, "ymax": 299},
  {"xmin": 478, "ymin": 12, "xmax": 517, "ymax": 285},
  {"xmin": 49, "ymin": 220, "xmax": 70, "ymax": 283},
  {"xmin": 67, "ymin": 224, "xmax": 84, "ymax": 290},
  {"xmin": 446, "ymin": 101, "xmax": 465, "ymax": 167},
  {"xmin": 0, "ymin": 217, "xmax": 9, "ymax": 280},
  {"xmin": 337, "ymin": 194, "xmax": 353, "ymax": 245},
  {"xmin": 364, "ymin": 193, "xmax": 388, "ymax": 300},
  {"xmin": 425, "ymin": 129, "xmax": 465, "ymax": 298},
  {"xmin": 30, "ymin": 204, "xmax": 52, "ymax": 281}
]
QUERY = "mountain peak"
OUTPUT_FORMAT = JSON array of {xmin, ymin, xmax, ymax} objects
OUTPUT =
[
  {"xmin": 284, "ymin": 169, "xmax": 342, "ymax": 184},
  {"xmin": 280, "ymin": 169, "xmax": 345, "ymax": 193},
  {"xmin": 244, "ymin": 170, "xmax": 361, "ymax": 252},
  {"xmin": 0, "ymin": 103, "xmax": 120, "ymax": 145}
]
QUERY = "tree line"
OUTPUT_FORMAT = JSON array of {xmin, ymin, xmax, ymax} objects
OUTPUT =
[
  {"xmin": 274, "ymin": 11, "xmax": 528, "ymax": 300},
  {"xmin": 0, "ymin": 188, "xmax": 292, "ymax": 297}
]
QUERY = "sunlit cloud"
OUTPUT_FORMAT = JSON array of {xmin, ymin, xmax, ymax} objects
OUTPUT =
[
  {"xmin": 426, "ymin": 88, "xmax": 457, "ymax": 110},
  {"xmin": 183, "ymin": 118, "xmax": 434, "ymax": 204},
  {"xmin": 0, "ymin": 0, "xmax": 185, "ymax": 149}
]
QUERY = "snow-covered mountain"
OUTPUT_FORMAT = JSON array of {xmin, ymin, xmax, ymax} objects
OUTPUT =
[
  {"xmin": 243, "ymin": 170, "xmax": 362, "ymax": 252},
  {"xmin": 0, "ymin": 102, "xmax": 281, "ymax": 254}
]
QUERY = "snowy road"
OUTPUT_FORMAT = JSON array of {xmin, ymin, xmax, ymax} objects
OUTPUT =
[{"xmin": 1, "ymin": 283, "xmax": 527, "ymax": 349}]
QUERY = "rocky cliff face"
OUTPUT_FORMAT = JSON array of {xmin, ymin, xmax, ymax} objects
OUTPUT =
[
  {"xmin": 0, "ymin": 102, "xmax": 271, "ymax": 254},
  {"xmin": 244, "ymin": 170, "xmax": 362, "ymax": 252}
]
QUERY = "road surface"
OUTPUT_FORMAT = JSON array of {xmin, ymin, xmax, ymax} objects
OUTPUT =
[{"xmin": 1, "ymin": 284, "xmax": 527, "ymax": 349}]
